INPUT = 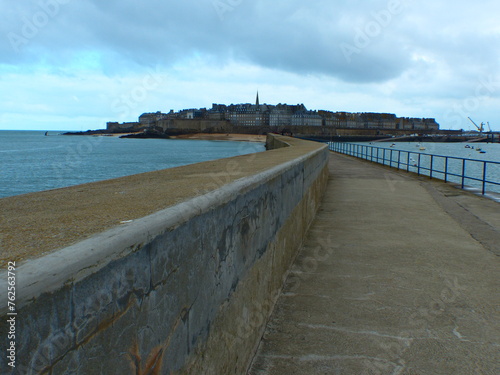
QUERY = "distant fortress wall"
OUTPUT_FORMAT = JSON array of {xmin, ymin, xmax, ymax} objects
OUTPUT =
[
  {"xmin": 156, "ymin": 118, "xmax": 232, "ymax": 133},
  {"xmin": 106, "ymin": 121, "xmax": 143, "ymax": 132},
  {"xmin": 0, "ymin": 135, "xmax": 329, "ymax": 374},
  {"xmin": 106, "ymin": 119, "xmax": 449, "ymax": 139}
]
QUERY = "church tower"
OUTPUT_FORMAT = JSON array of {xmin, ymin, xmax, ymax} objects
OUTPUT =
[{"xmin": 256, "ymin": 91, "xmax": 260, "ymax": 107}]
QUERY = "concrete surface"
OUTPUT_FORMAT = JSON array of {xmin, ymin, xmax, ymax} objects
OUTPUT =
[{"xmin": 249, "ymin": 152, "xmax": 499, "ymax": 375}]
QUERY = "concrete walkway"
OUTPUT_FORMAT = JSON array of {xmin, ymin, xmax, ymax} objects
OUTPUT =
[{"xmin": 249, "ymin": 152, "xmax": 500, "ymax": 375}]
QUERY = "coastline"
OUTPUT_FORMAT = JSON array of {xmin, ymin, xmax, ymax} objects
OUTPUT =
[
  {"xmin": 170, "ymin": 133, "xmax": 267, "ymax": 143},
  {"xmin": 65, "ymin": 131, "xmax": 267, "ymax": 143}
]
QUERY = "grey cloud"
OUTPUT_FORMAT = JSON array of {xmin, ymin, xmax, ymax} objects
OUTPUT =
[
  {"xmin": 1, "ymin": 0, "xmax": 498, "ymax": 85},
  {"xmin": 1, "ymin": 0, "xmax": 416, "ymax": 83}
]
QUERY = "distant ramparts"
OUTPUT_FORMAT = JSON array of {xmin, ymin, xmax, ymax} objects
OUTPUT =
[
  {"xmin": 156, "ymin": 118, "xmax": 232, "ymax": 134},
  {"xmin": 0, "ymin": 135, "xmax": 328, "ymax": 374}
]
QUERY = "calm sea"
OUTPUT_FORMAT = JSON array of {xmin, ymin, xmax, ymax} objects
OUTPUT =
[
  {"xmin": 0, "ymin": 131, "xmax": 265, "ymax": 198},
  {"xmin": 353, "ymin": 141, "xmax": 500, "ymax": 195}
]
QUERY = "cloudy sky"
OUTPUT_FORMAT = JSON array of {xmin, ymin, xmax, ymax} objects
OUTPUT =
[{"xmin": 1, "ymin": 0, "xmax": 499, "ymax": 131}]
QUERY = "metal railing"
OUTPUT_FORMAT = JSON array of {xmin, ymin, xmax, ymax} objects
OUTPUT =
[{"xmin": 329, "ymin": 142, "xmax": 500, "ymax": 195}]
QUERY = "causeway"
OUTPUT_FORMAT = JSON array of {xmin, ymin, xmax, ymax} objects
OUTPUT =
[{"xmin": 249, "ymin": 152, "xmax": 500, "ymax": 375}]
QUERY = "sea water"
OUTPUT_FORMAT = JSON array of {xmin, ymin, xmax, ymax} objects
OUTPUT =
[
  {"xmin": 0, "ymin": 131, "xmax": 265, "ymax": 198},
  {"xmin": 352, "ymin": 141, "xmax": 500, "ymax": 194}
]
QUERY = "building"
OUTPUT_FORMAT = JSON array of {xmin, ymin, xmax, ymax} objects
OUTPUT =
[
  {"xmin": 108, "ymin": 92, "xmax": 440, "ymax": 133},
  {"xmin": 138, "ymin": 112, "xmax": 169, "ymax": 126},
  {"xmin": 291, "ymin": 111, "xmax": 323, "ymax": 126}
]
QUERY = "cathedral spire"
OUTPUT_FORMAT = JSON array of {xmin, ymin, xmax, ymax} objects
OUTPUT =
[{"xmin": 256, "ymin": 91, "xmax": 260, "ymax": 106}]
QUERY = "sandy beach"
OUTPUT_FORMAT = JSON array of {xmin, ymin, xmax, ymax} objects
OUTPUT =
[
  {"xmin": 103, "ymin": 132, "xmax": 267, "ymax": 142},
  {"xmin": 171, "ymin": 133, "xmax": 266, "ymax": 143}
]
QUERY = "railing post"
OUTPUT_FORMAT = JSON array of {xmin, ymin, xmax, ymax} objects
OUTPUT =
[
  {"xmin": 482, "ymin": 162, "xmax": 487, "ymax": 195},
  {"xmin": 390, "ymin": 149, "xmax": 393, "ymax": 168},
  {"xmin": 461, "ymin": 159, "xmax": 466, "ymax": 189},
  {"xmin": 383, "ymin": 148, "xmax": 386, "ymax": 165},
  {"xmin": 407, "ymin": 152, "xmax": 410, "ymax": 172},
  {"xmin": 417, "ymin": 154, "xmax": 421, "ymax": 175},
  {"xmin": 430, "ymin": 155, "xmax": 434, "ymax": 179},
  {"xmin": 444, "ymin": 157, "xmax": 448, "ymax": 182},
  {"xmin": 397, "ymin": 150, "xmax": 401, "ymax": 170}
]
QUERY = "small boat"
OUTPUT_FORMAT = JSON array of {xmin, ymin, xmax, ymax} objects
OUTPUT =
[
  {"xmin": 419, "ymin": 147, "xmax": 426, "ymax": 150},
  {"xmin": 44, "ymin": 131, "xmax": 48, "ymax": 136},
  {"xmin": 465, "ymin": 145, "xmax": 471, "ymax": 148},
  {"xmin": 476, "ymin": 148, "xmax": 482, "ymax": 152},
  {"xmin": 479, "ymin": 151, "xmax": 486, "ymax": 154}
]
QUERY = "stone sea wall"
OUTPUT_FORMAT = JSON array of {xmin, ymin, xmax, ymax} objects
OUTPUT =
[{"xmin": 0, "ymin": 135, "xmax": 328, "ymax": 374}]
